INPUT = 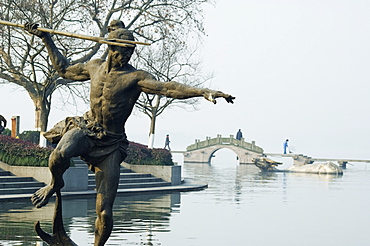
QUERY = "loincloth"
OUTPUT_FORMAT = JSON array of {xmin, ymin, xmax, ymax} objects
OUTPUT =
[{"xmin": 44, "ymin": 113, "xmax": 129, "ymax": 166}]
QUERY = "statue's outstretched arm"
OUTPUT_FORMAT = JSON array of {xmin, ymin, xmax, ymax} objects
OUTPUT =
[
  {"xmin": 24, "ymin": 23, "xmax": 90, "ymax": 81},
  {"xmin": 138, "ymin": 78, "xmax": 235, "ymax": 104}
]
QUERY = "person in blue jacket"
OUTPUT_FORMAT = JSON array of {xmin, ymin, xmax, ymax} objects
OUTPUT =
[
  {"xmin": 283, "ymin": 139, "xmax": 289, "ymax": 154},
  {"xmin": 236, "ymin": 129, "xmax": 243, "ymax": 140}
]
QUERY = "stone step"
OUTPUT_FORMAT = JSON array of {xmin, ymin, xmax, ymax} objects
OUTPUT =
[
  {"xmin": 87, "ymin": 166, "xmax": 171, "ymax": 191},
  {"xmin": 120, "ymin": 167, "xmax": 133, "ymax": 173},
  {"xmin": 0, "ymin": 161, "xmax": 172, "ymax": 197},
  {"xmin": 71, "ymin": 157, "xmax": 86, "ymax": 167},
  {"xmin": 0, "ymin": 181, "xmax": 45, "ymax": 189},
  {"xmin": 0, "ymin": 170, "xmax": 12, "ymax": 176},
  {"xmin": 88, "ymin": 172, "xmax": 153, "ymax": 180},
  {"xmin": 0, "ymin": 187, "xmax": 42, "ymax": 195},
  {"xmin": 117, "ymin": 177, "xmax": 164, "ymax": 183},
  {"xmin": 72, "ymin": 158, "xmax": 133, "ymax": 173},
  {"xmin": 0, "ymin": 167, "xmax": 44, "ymax": 195},
  {"xmin": 88, "ymin": 176, "xmax": 163, "ymax": 185},
  {"xmin": 87, "ymin": 167, "xmax": 133, "ymax": 174},
  {"xmin": 0, "ymin": 176, "xmax": 35, "ymax": 183},
  {"xmin": 88, "ymin": 181, "xmax": 171, "ymax": 190},
  {"xmin": 118, "ymin": 182, "xmax": 171, "ymax": 189}
]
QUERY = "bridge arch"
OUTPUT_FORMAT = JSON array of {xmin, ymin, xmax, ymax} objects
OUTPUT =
[
  {"xmin": 208, "ymin": 147, "xmax": 240, "ymax": 164},
  {"xmin": 183, "ymin": 135, "xmax": 264, "ymax": 164}
]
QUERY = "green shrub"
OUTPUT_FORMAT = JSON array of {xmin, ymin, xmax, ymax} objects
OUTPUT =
[
  {"xmin": 1, "ymin": 128, "xmax": 11, "ymax": 136},
  {"xmin": 0, "ymin": 135, "xmax": 173, "ymax": 167},
  {"xmin": 0, "ymin": 135, "xmax": 52, "ymax": 167},
  {"xmin": 19, "ymin": 130, "xmax": 40, "ymax": 144},
  {"xmin": 125, "ymin": 141, "xmax": 173, "ymax": 166}
]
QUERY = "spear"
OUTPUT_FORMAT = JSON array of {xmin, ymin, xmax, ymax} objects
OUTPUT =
[{"xmin": 0, "ymin": 20, "xmax": 150, "ymax": 47}]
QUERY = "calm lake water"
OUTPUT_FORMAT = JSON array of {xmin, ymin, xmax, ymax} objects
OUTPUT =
[{"xmin": 1, "ymin": 154, "xmax": 370, "ymax": 246}]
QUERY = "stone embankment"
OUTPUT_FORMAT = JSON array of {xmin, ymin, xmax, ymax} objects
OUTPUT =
[{"xmin": 0, "ymin": 158, "xmax": 207, "ymax": 201}]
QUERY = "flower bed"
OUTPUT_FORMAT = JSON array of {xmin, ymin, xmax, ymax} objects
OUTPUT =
[
  {"xmin": 0, "ymin": 135, "xmax": 173, "ymax": 167},
  {"xmin": 0, "ymin": 135, "xmax": 52, "ymax": 167},
  {"xmin": 125, "ymin": 141, "xmax": 173, "ymax": 166}
]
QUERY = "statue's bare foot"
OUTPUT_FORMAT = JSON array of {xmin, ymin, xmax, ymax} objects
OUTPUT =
[{"xmin": 31, "ymin": 185, "xmax": 59, "ymax": 208}]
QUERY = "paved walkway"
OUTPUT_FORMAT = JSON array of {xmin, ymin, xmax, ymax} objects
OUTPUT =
[{"xmin": 0, "ymin": 178, "xmax": 208, "ymax": 201}]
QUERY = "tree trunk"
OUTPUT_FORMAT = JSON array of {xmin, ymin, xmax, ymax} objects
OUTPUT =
[
  {"xmin": 147, "ymin": 95, "xmax": 161, "ymax": 149},
  {"xmin": 33, "ymin": 96, "xmax": 51, "ymax": 147},
  {"xmin": 148, "ymin": 114, "xmax": 156, "ymax": 149}
]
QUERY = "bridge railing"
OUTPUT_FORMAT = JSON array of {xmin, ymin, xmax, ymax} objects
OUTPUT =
[{"xmin": 186, "ymin": 134, "xmax": 263, "ymax": 153}]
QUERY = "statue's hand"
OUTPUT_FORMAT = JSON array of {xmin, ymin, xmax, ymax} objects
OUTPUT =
[
  {"xmin": 24, "ymin": 22, "xmax": 47, "ymax": 38},
  {"xmin": 223, "ymin": 94, "xmax": 235, "ymax": 104},
  {"xmin": 203, "ymin": 90, "xmax": 235, "ymax": 104}
]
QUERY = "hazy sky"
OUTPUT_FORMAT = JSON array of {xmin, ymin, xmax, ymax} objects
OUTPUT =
[{"xmin": 1, "ymin": 0, "xmax": 370, "ymax": 163}]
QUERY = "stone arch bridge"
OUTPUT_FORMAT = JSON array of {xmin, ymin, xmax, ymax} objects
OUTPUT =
[
  {"xmin": 177, "ymin": 135, "xmax": 370, "ymax": 167},
  {"xmin": 183, "ymin": 135, "xmax": 264, "ymax": 164}
]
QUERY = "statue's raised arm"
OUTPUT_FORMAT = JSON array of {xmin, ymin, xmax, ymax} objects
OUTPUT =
[
  {"xmin": 137, "ymin": 75, "xmax": 235, "ymax": 104},
  {"xmin": 24, "ymin": 23, "xmax": 90, "ymax": 81}
]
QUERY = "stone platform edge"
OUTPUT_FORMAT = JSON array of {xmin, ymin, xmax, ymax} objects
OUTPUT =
[
  {"xmin": 0, "ymin": 161, "xmax": 183, "ymax": 191},
  {"xmin": 0, "ymin": 178, "xmax": 208, "ymax": 201}
]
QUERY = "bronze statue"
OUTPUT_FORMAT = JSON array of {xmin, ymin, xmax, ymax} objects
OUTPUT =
[
  {"xmin": 0, "ymin": 115, "xmax": 6, "ymax": 134},
  {"xmin": 253, "ymin": 157, "xmax": 282, "ymax": 172},
  {"xmin": 25, "ymin": 21, "xmax": 234, "ymax": 245}
]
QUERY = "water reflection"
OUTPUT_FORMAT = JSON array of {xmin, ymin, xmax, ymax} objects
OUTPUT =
[
  {"xmin": 183, "ymin": 162, "xmax": 344, "ymax": 206},
  {"xmin": 0, "ymin": 162, "xmax": 367, "ymax": 246},
  {"xmin": 68, "ymin": 192, "xmax": 181, "ymax": 245},
  {"xmin": 0, "ymin": 192, "xmax": 180, "ymax": 245},
  {"xmin": 0, "ymin": 199, "xmax": 53, "ymax": 244}
]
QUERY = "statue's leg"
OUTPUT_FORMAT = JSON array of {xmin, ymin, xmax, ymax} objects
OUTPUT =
[
  {"xmin": 34, "ymin": 190, "xmax": 78, "ymax": 246},
  {"xmin": 31, "ymin": 128, "xmax": 90, "ymax": 208},
  {"xmin": 93, "ymin": 150, "xmax": 121, "ymax": 246}
]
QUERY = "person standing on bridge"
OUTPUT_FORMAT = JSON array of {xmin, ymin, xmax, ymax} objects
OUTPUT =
[
  {"xmin": 164, "ymin": 134, "xmax": 171, "ymax": 150},
  {"xmin": 283, "ymin": 139, "xmax": 289, "ymax": 154},
  {"xmin": 236, "ymin": 129, "xmax": 243, "ymax": 140}
]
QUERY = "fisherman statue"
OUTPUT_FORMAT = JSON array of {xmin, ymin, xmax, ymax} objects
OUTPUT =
[{"xmin": 18, "ymin": 20, "xmax": 235, "ymax": 246}]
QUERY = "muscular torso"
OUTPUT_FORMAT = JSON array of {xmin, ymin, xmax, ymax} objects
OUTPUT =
[{"xmin": 87, "ymin": 60, "xmax": 144, "ymax": 134}]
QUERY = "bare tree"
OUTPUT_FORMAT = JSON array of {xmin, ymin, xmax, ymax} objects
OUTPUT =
[
  {"xmin": 134, "ymin": 39, "xmax": 211, "ymax": 148},
  {"xmin": 0, "ymin": 0, "xmax": 105, "ymax": 139},
  {"xmin": 0, "ymin": 0, "xmax": 213, "ymax": 145}
]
